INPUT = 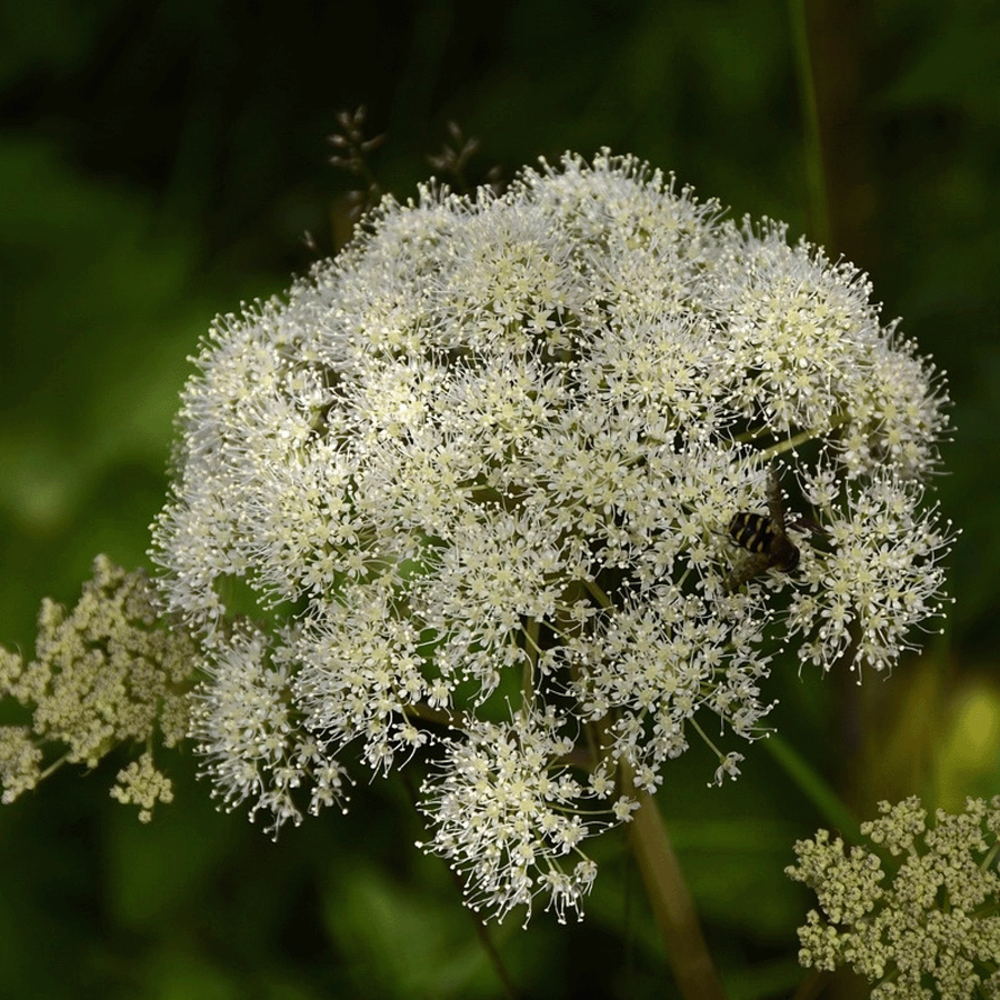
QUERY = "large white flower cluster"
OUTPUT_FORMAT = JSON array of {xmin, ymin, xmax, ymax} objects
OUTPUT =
[{"xmin": 152, "ymin": 151, "xmax": 950, "ymax": 922}]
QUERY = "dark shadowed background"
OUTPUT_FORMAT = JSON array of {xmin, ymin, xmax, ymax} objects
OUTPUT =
[{"xmin": 1, "ymin": 2, "xmax": 998, "ymax": 998}]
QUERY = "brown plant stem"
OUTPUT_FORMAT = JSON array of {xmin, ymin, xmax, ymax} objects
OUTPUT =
[{"xmin": 625, "ymin": 776, "xmax": 728, "ymax": 1000}]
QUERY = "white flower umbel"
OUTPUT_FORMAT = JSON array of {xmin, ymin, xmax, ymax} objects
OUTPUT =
[
  {"xmin": 417, "ymin": 707, "xmax": 607, "ymax": 925},
  {"xmin": 152, "ymin": 151, "xmax": 950, "ymax": 921},
  {"xmin": 189, "ymin": 627, "xmax": 351, "ymax": 836}
]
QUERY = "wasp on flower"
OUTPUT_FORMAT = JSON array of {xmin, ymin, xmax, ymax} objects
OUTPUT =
[{"xmin": 726, "ymin": 466, "xmax": 802, "ymax": 589}]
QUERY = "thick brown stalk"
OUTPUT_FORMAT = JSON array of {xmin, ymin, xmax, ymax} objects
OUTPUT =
[{"xmin": 625, "ymin": 774, "xmax": 728, "ymax": 1000}]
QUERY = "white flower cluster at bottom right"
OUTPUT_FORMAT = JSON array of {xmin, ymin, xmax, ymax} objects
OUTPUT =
[{"xmin": 787, "ymin": 796, "xmax": 1000, "ymax": 1000}]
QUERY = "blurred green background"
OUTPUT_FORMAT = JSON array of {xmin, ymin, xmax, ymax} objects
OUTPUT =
[{"xmin": 1, "ymin": 1, "xmax": 998, "ymax": 998}]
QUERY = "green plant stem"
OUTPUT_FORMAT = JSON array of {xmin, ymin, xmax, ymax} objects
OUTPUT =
[
  {"xmin": 763, "ymin": 733, "xmax": 861, "ymax": 843},
  {"xmin": 790, "ymin": 967, "xmax": 830, "ymax": 1000},
  {"xmin": 788, "ymin": 0, "xmax": 831, "ymax": 249},
  {"xmin": 625, "ymin": 772, "xmax": 728, "ymax": 1000}
]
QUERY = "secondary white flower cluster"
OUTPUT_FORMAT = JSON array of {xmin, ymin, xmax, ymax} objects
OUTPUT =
[
  {"xmin": 0, "ymin": 556, "xmax": 193, "ymax": 822},
  {"xmin": 416, "ymin": 706, "xmax": 609, "ymax": 924},
  {"xmin": 152, "ymin": 151, "xmax": 950, "ymax": 921},
  {"xmin": 787, "ymin": 797, "xmax": 1000, "ymax": 999}
]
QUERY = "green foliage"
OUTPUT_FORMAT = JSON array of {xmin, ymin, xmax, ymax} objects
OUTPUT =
[{"xmin": 0, "ymin": 138, "xmax": 203, "ymax": 646}]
